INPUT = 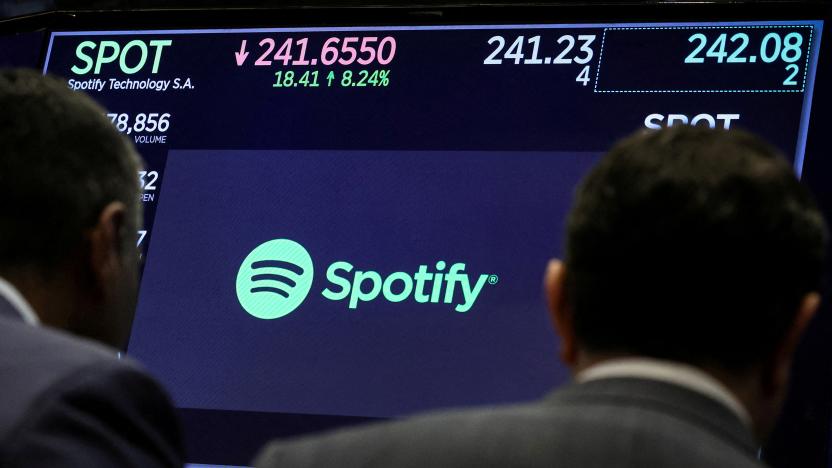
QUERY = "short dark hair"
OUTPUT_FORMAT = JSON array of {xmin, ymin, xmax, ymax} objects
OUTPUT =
[
  {"xmin": 0, "ymin": 69, "xmax": 140, "ymax": 272},
  {"xmin": 565, "ymin": 126, "xmax": 827, "ymax": 371}
]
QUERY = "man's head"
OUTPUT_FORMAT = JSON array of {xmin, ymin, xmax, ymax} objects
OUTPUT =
[
  {"xmin": 0, "ymin": 68, "xmax": 142, "ymax": 350},
  {"xmin": 545, "ymin": 125, "xmax": 826, "ymax": 437}
]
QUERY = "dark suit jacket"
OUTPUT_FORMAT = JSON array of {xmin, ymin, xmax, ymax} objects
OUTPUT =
[
  {"xmin": 255, "ymin": 377, "xmax": 763, "ymax": 468},
  {"xmin": 0, "ymin": 296, "xmax": 184, "ymax": 467}
]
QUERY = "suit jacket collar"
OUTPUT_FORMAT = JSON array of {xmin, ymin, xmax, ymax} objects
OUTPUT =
[
  {"xmin": 576, "ymin": 357, "xmax": 752, "ymax": 427},
  {"xmin": 0, "ymin": 277, "xmax": 39, "ymax": 325},
  {"xmin": 0, "ymin": 294, "xmax": 24, "ymax": 321},
  {"xmin": 545, "ymin": 377, "xmax": 758, "ymax": 457}
]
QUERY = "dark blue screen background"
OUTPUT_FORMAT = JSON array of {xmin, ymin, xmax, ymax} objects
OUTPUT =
[{"xmin": 131, "ymin": 149, "xmax": 598, "ymax": 416}]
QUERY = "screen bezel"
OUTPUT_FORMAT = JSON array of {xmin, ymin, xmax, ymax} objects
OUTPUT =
[{"xmin": 3, "ymin": 3, "xmax": 830, "ymax": 466}]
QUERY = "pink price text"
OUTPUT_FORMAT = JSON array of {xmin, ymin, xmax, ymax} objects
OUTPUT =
[{"xmin": 235, "ymin": 36, "xmax": 397, "ymax": 67}]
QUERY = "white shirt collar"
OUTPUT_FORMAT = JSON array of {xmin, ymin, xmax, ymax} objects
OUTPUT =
[
  {"xmin": 576, "ymin": 357, "xmax": 752, "ymax": 429},
  {"xmin": 0, "ymin": 276, "xmax": 40, "ymax": 326}
]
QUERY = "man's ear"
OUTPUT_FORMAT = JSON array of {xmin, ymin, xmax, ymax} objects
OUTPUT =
[
  {"xmin": 545, "ymin": 259, "xmax": 578, "ymax": 366},
  {"xmin": 87, "ymin": 201, "xmax": 129, "ymax": 294},
  {"xmin": 764, "ymin": 292, "xmax": 821, "ymax": 395}
]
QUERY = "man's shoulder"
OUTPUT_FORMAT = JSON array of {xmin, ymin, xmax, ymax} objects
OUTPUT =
[
  {"xmin": 255, "ymin": 381, "xmax": 764, "ymax": 468},
  {"xmin": 0, "ymin": 313, "xmax": 117, "ymax": 355},
  {"xmin": 0, "ymin": 315, "xmax": 184, "ymax": 467},
  {"xmin": 0, "ymin": 313, "xmax": 128, "ymax": 379},
  {"xmin": 0, "ymin": 315, "xmax": 143, "ymax": 437}
]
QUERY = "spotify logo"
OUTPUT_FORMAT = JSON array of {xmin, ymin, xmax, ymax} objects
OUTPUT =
[
  {"xmin": 237, "ymin": 238, "xmax": 498, "ymax": 320},
  {"xmin": 236, "ymin": 239, "xmax": 314, "ymax": 320}
]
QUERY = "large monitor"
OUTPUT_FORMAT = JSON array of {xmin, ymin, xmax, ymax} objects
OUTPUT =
[{"xmin": 6, "ymin": 2, "xmax": 831, "ymax": 466}]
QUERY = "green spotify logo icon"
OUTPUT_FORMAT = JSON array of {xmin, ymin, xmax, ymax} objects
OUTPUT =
[{"xmin": 236, "ymin": 239, "xmax": 314, "ymax": 320}]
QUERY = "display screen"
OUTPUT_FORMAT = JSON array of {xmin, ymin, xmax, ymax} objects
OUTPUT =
[{"xmin": 42, "ymin": 19, "xmax": 824, "ymax": 465}]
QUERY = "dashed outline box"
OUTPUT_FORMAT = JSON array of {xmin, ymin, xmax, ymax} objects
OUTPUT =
[{"xmin": 593, "ymin": 25, "xmax": 814, "ymax": 94}]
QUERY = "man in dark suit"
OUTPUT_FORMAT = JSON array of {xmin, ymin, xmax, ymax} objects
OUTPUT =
[
  {"xmin": 0, "ymin": 69, "xmax": 184, "ymax": 467},
  {"xmin": 254, "ymin": 126, "xmax": 827, "ymax": 467}
]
